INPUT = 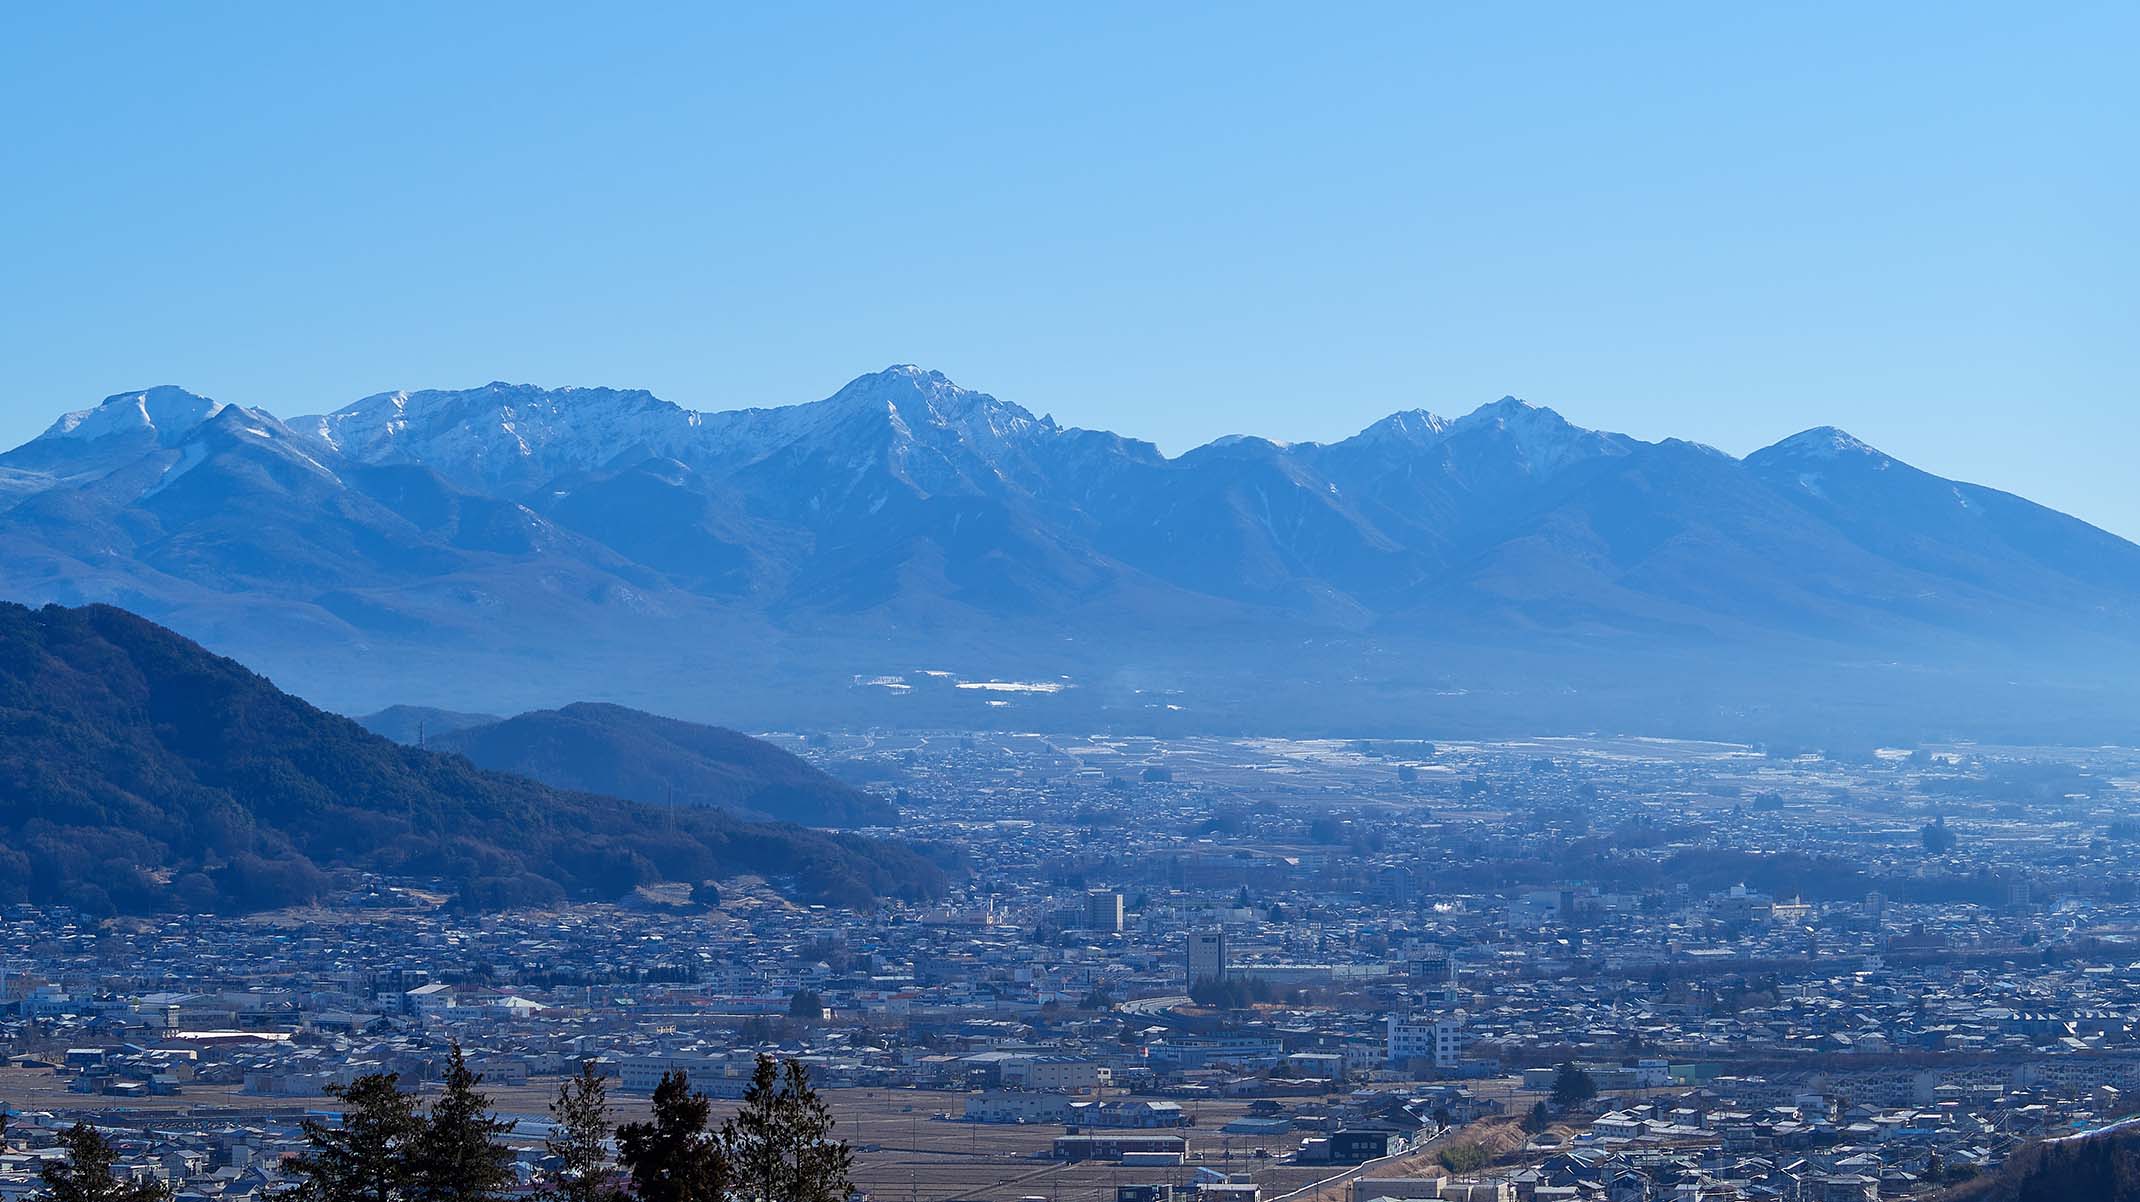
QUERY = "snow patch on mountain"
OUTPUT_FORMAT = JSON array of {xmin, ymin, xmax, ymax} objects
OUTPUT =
[
  {"xmin": 1746, "ymin": 428, "xmax": 1897, "ymax": 499},
  {"xmin": 1321, "ymin": 395, "xmax": 1635, "ymax": 481},
  {"xmin": 1203, "ymin": 433, "xmax": 1293, "ymax": 452},
  {"xmin": 138, "ymin": 440, "xmax": 210, "ymax": 500},
  {"xmin": 1347, "ymin": 409, "xmax": 1452, "ymax": 446},
  {"xmin": 1447, "ymin": 396, "xmax": 1634, "ymax": 465},
  {"xmin": 1317, "ymin": 398, "xmax": 1631, "ymax": 482},
  {"xmin": 700, "ymin": 366, "xmax": 1054, "ymax": 462}
]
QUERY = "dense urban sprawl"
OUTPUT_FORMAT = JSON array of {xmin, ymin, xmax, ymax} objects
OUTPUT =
[{"xmin": 7, "ymin": 733, "xmax": 2140, "ymax": 1202}]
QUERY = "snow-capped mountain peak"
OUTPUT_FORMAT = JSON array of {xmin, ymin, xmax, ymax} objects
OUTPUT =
[
  {"xmin": 1449, "ymin": 395, "xmax": 1559, "ymax": 431},
  {"xmin": 43, "ymin": 385, "xmax": 227, "ymax": 447},
  {"xmin": 1441, "ymin": 395, "xmax": 1635, "ymax": 476},
  {"xmin": 823, "ymin": 365, "xmax": 1054, "ymax": 444},
  {"xmin": 1757, "ymin": 426, "xmax": 1886, "ymax": 462},
  {"xmin": 0, "ymin": 385, "xmax": 237, "ymax": 486},
  {"xmin": 301, "ymin": 382, "xmax": 697, "ymax": 494},
  {"xmin": 5, "ymin": 364, "xmax": 2140, "ymax": 744},
  {"xmin": 1347, "ymin": 408, "xmax": 1452, "ymax": 446},
  {"xmin": 1742, "ymin": 428, "xmax": 1898, "ymax": 500}
]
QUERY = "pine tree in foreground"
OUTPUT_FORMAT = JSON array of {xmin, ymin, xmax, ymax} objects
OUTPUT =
[
  {"xmin": 544, "ymin": 1061, "xmax": 622, "ymax": 1202},
  {"xmin": 411, "ymin": 1043, "xmax": 517, "ymax": 1202},
  {"xmin": 779, "ymin": 1059, "xmax": 852, "ymax": 1202},
  {"xmin": 723, "ymin": 1057, "xmax": 782, "ymax": 1202},
  {"xmin": 283, "ymin": 1073, "xmax": 424, "ymax": 1202},
  {"xmin": 721, "ymin": 1055, "xmax": 853, "ymax": 1202},
  {"xmin": 615, "ymin": 1072, "xmax": 730, "ymax": 1202}
]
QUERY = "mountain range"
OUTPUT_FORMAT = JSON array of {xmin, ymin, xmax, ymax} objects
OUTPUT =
[
  {"xmin": 0, "ymin": 602, "xmax": 944, "ymax": 914},
  {"xmin": 2, "ymin": 368, "xmax": 2136, "ymax": 742}
]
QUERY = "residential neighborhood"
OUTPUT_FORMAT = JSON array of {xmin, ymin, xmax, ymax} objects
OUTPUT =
[{"xmin": 5, "ymin": 734, "xmax": 2140, "ymax": 1200}]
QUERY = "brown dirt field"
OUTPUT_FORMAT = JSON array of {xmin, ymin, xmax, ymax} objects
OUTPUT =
[{"xmin": 0, "ymin": 1069, "xmax": 1375, "ymax": 1202}]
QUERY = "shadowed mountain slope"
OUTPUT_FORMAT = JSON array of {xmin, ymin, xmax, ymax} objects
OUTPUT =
[
  {"xmin": 0, "ymin": 603, "xmax": 945, "ymax": 913},
  {"xmin": 425, "ymin": 702, "xmax": 898, "ymax": 827}
]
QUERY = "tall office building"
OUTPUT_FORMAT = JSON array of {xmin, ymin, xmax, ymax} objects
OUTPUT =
[
  {"xmin": 1185, "ymin": 929, "xmax": 1227, "ymax": 986},
  {"xmin": 1085, "ymin": 889, "xmax": 1125, "ymax": 933}
]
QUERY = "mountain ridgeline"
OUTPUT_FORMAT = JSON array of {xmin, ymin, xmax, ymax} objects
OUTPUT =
[
  {"xmin": 369, "ymin": 702, "xmax": 898, "ymax": 827},
  {"xmin": 0, "ymin": 603, "xmax": 945, "ymax": 914},
  {"xmin": 356, "ymin": 704, "xmax": 500, "ymax": 745},
  {"xmin": 2, "ymin": 369, "xmax": 2138, "ymax": 740}
]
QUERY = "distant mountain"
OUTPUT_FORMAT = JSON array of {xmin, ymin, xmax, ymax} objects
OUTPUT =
[
  {"xmin": 0, "ymin": 602, "xmax": 946, "ymax": 914},
  {"xmin": 3, "ymin": 367, "xmax": 2138, "ymax": 741},
  {"xmin": 358, "ymin": 705, "xmax": 501, "ymax": 745},
  {"xmin": 1744, "ymin": 426, "xmax": 2140, "ymax": 604},
  {"xmin": 419, "ymin": 702, "xmax": 897, "ymax": 827}
]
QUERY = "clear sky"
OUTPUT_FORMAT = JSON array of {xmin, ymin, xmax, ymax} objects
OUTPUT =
[{"xmin": 3, "ymin": 3, "xmax": 2134, "ymax": 533}]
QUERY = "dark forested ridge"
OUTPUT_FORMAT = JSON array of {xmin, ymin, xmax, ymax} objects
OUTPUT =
[
  {"xmin": 416, "ymin": 702, "xmax": 897, "ymax": 827},
  {"xmin": 0, "ymin": 602, "xmax": 946, "ymax": 914},
  {"xmin": 1937, "ymin": 1129, "xmax": 2140, "ymax": 1201}
]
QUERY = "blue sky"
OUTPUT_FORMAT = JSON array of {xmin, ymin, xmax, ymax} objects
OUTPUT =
[{"xmin": 3, "ymin": 3, "xmax": 2134, "ymax": 533}]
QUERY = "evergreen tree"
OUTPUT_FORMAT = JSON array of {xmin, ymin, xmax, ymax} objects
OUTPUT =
[
  {"xmin": 412, "ymin": 1044, "xmax": 516, "ymax": 1202},
  {"xmin": 724, "ymin": 1057, "xmax": 783, "ymax": 1202},
  {"xmin": 1550, "ymin": 1062, "xmax": 1599, "ymax": 1109},
  {"xmin": 1922, "ymin": 817, "xmax": 1959, "ymax": 854},
  {"xmin": 781, "ymin": 1060, "xmax": 851, "ymax": 1202},
  {"xmin": 1436, "ymin": 1142, "xmax": 1488, "ymax": 1175},
  {"xmin": 38, "ymin": 1124, "xmax": 171, "ymax": 1202},
  {"xmin": 721, "ymin": 1056, "xmax": 852, "ymax": 1202},
  {"xmin": 544, "ymin": 1062, "xmax": 621, "ymax": 1202},
  {"xmin": 615, "ymin": 1072, "xmax": 729, "ymax": 1202},
  {"xmin": 284, "ymin": 1074, "xmax": 424, "ymax": 1202}
]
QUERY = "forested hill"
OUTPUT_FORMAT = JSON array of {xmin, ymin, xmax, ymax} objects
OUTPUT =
[
  {"xmin": 419, "ymin": 702, "xmax": 898, "ymax": 827},
  {"xmin": 0, "ymin": 602, "xmax": 947, "ymax": 914},
  {"xmin": 1935, "ymin": 1129, "xmax": 2140, "ymax": 1201}
]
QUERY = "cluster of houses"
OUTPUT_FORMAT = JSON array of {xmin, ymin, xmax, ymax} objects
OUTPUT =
[{"xmin": 5, "ymin": 735, "xmax": 2140, "ymax": 1199}]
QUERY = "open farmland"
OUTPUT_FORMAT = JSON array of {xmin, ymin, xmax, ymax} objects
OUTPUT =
[{"xmin": 0, "ymin": 1070, "xmax": 1445, "ymax": 1202}]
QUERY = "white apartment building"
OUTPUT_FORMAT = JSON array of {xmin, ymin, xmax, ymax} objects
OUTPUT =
[{"xmin": 1386, "ymin": 1014, "xmax": 1467, "ymax": 1068}]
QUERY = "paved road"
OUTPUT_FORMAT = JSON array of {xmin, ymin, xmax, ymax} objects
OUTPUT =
[{"xmin": 1119, "ymin": 994, "xmax": 1192, "ymax": 1016}]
